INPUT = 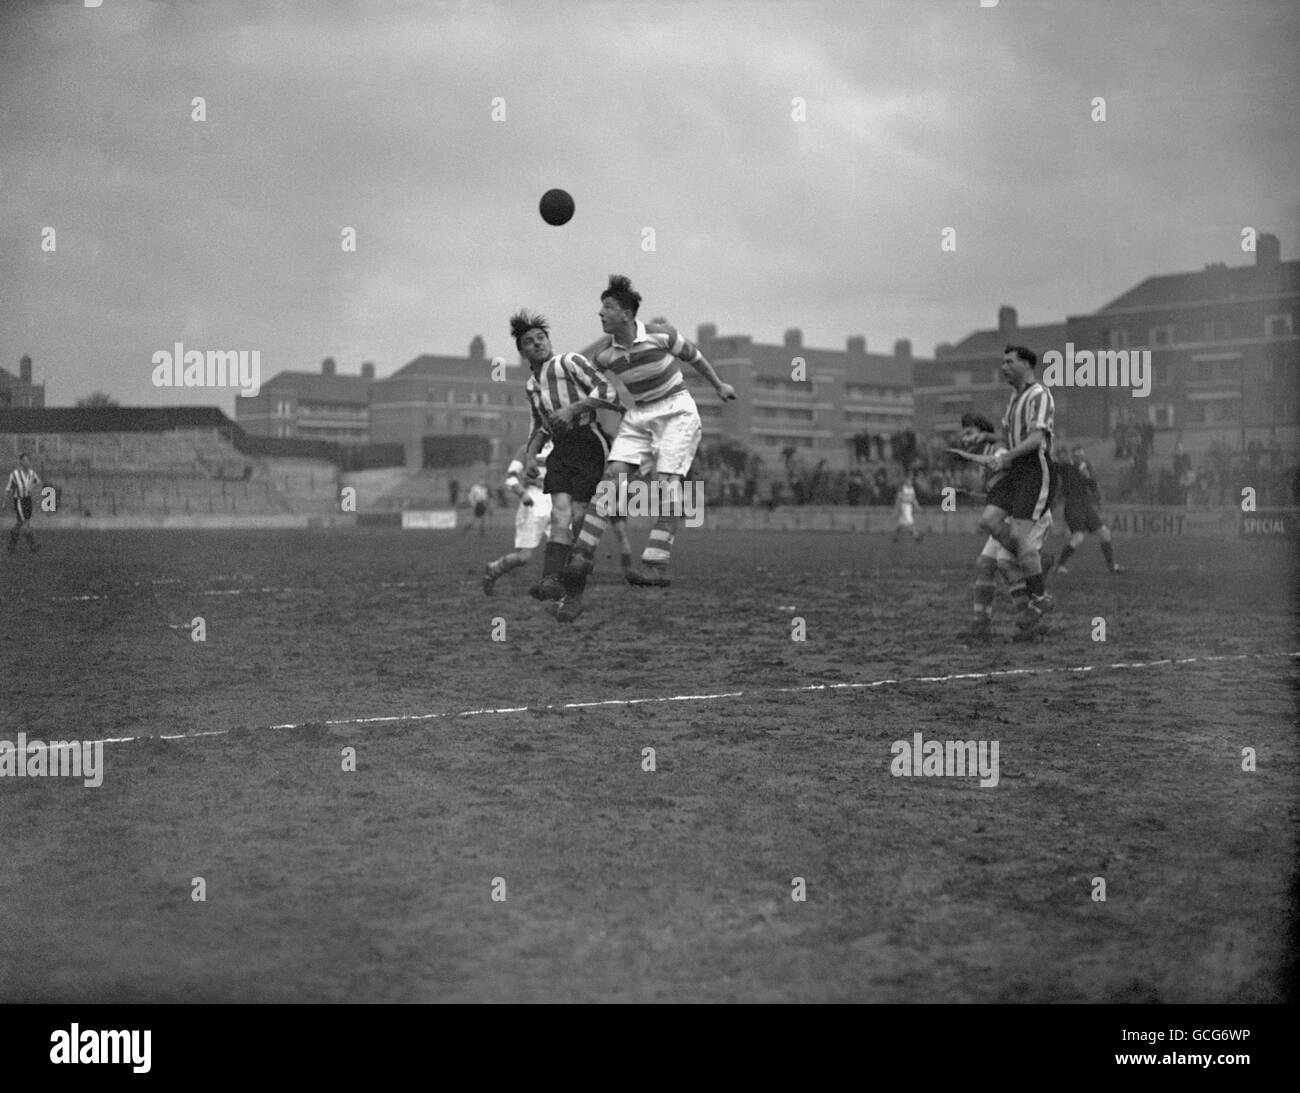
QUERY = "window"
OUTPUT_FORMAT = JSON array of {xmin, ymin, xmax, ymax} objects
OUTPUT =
[
  {"xmin": 952, "ymin": 371, "xmax": 971, "ymax": 387},
  {"xmin": 447, "ymin": 389, "xmax": 455, "ymax": 405},
  {"xmin": 1149, "ymin": 403, "xmax": 1175, "ymax": 428},
  {"xmin": 1105, "ymin": 328, "xmax": 1129, "ymax": 349},
  {"xmin": 1150, "ymin": 324, "xmax": 1175, "ymax": 346},
  {"xmin": 1216, "ymin": 361, "xmax": 1239, "ymax": 381},
  {"xmin": 1265, "ymin": 314, "xmax": 1294, "ymax": 338},
  {"xmin": 1204, "ymin": 319, "xmax": 1232, "ymax": 341},
  {"xmin": 1197, "ymin": 361, "xmax": 1213, "ymax": 381}
]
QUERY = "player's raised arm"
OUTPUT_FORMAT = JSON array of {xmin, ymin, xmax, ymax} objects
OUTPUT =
[{"xmin": 649, "ymin": 323, "xmax": 735, "ymax": 402}]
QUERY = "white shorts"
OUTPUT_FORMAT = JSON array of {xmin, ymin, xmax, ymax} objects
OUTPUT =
[
  {"xmin": 607, "ymin": 389, "xmax": 702, "ymax": 478},
  {"xmin": 898, "ymin": 504, "xmax": 914, "ymax": 526},
  {"xmin": 514, "ymin": 488, "xmax": 552, "ymax": 550},
  {"xmin": 980, "ymin": 512, "xmax": 1052, "ymax": 564}
]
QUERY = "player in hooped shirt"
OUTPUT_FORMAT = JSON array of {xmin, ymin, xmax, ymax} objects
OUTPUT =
[{"xmin": 558, "ymin": 275, "xmax": 737, "ymax": 622}]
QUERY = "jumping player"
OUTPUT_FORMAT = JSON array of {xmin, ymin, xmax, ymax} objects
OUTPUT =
[
  {"xmin": 1054, "ymin": 446, "xmax": 1123, "ymax": 574},
  {"xmin": 892, "ymin": 476, "xmax": 922, "ymax": 543},
  {"xmin": 482, "ymin": 441, "xmax": 553, "ymax": 595},
  {"xmin": 513, "ymin": 309, "xmax": 624, "ymax": 601},
  {"xmin": 558, "ymin": 275, "xmax": 737, "ymax": 622},
  {"xmin": 5, "ymin": 452, "xmax": 42, "ymax": 554},
  {"xmin": 974, "ymin": 345, "xmax": 1057, "ymax": 639}
]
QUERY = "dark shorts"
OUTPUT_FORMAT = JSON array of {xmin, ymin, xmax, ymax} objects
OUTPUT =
[
  {"xmin": 544, "ymin": 427, "xmax": 608, "ymax": 503},
  {"xmin": 473, "ymin": 502, "xmax": 487, "ymax": 518},
  {"xmin": 1065, "ymin": 502, "xmax": 1104, "ymax": 534},
  {"xmin": 13, "ymin": 497, "xmax": 33, "ymax": 521},
  {"xmin": 986, "ymin": 457, "xmax": 1054, "ymax": 521}
]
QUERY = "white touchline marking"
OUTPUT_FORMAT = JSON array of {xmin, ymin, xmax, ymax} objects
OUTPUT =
[{"xmin": 71, "ymin": 651, "xmax": 1300, "ymax": 749}]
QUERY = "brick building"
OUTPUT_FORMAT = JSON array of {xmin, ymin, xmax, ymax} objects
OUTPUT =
[
  {"xmin": 237, "ymin": 357, "xmax": 374, "ymax": 444},
  {"xmin": 0, "ymin": 355, "xmax": 46, "ymax": 409}
]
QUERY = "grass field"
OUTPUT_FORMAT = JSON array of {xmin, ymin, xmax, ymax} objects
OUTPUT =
[{"xmin": 1, "ymin": 523, "xmax": 1295, "ymax": 1002}]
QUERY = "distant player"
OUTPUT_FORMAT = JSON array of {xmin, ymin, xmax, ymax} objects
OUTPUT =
[
  {"xmin": 513, "ymin": 309, "xmax": 624, "ymax": 601},
  {"xmin": 5, "ymin": 452, "xmax": 42, "ymax": 554},
  {"xmin": 892, "ymin": 476, "xmax": 922, "ymax": 543},
  {"xmin": 974, "ymin": 345, "xmax": 1057, "ymax": 639},
  {"xmin": 482, "ymin": 441, "xmax": 553, "ymax": 595},
  {"xmin": 463, "ymin": 481, "xmax": 490, "ymax": 535},
  {"xmin": 1054, "ymin": 446, "xmax": 1123, "ymax": 575},
  {"xmin": 955, "ymin": 414, "xmax": 1052, "ymax": 642},
  {"xmin": 559, "ymin": 275, "xmax": 737, "ymax": 622}
]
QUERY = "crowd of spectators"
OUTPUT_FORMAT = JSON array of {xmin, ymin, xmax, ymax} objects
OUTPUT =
[{"xmin": 694, "ymin": 427, "xmax": 1300, "ymax": 511}]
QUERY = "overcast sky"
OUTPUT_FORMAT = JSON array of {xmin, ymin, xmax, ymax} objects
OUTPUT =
[{"xmin": 2, "ymin": 0, "xmax": 1297, "ymax": 410}]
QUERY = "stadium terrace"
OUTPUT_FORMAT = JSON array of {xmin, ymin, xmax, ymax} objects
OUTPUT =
[
  {"xmin": 151, "ymin": 343, "xmax": 261, "ymax": 397},
  {"xmin": 1040, "ymin": 345, "xmax": 1152, "ymax": 398}
]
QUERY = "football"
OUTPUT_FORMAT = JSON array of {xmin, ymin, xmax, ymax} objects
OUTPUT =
[{"xmin": 539, "ymin": 188, "xmax": 575, "ymax": 226}]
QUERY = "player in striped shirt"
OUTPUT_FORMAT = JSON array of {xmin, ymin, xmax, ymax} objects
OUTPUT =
[
  {"xmin": 973, "ymin": 346, "xmax": 1057, "ymax": 638},
  {"xmin": 512, "ymin": 310, "xmax": 624, "ymax": 601},
  {"xmin": 956, "ymin": 413, "xmax": 1055, "ymax": 642},
  {"xmin": 5, "ymin": 452, "xmax": 42, "ymax": 554},
  {"xmin": 557, "ymin": 275, "xmax": 736, "ymax": 622}
]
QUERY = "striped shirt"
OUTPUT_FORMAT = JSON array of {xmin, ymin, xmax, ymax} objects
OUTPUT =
[
  {"xmin": 7, "ymin": 466, "xmax": 40, "ymax": 498},
  {"xmin": 525, "ymin": 352, "xmax": 621, "ymax": 438},
  {"xmin": 1001, "ymin": 381, "xmax": 1055, "ymax": 461},
  {"xmin": 590, "ymin": 321, "xmax": 704, "ymax": 407}
]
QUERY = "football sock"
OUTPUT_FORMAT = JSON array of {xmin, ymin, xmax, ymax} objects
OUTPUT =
[
  {"xmin": 541, "ymin": 540, "xmax": 570, "ymax": 579},
  {"xmin": 1057, "ymin": 543, "xmax": 1076, "ymax": 567},
  {"xmin": 621, "ymin": 551, "xmax": 633, "ymax": 571},
  {"xmin": 1025, "ymin": 573, "xmax": 1045, "ymax": 597},
  {"xmin": 973, "ymin": 580, "xmax": 996, "ymax": 619},
  {"xmin": 641, "ymin": 518, "xmax": 677, "ymax": 567},
  {"xmin": 487, "ymin": 554, "xmax": 526, "ymax": 580},
  {"xmin": 1101, "ymin": 541, "xmax": 1116, "ymax": 568},
  {"xmin": 1008, "ymin": 580, "xmax": 1029, "ymax": 613}
]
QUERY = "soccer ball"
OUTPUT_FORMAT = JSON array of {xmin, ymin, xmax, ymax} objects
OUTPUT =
[{"xmin": 539, "ymin": 189, "xmax": 575, "ymax": 226}]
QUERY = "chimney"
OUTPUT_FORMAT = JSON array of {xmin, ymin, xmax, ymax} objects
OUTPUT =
[
  {"xmin": 846, "ymin": 336, "xmax": 866, "ymax": 355},
  {"xmin": 696, "ymin": 323, "xmax": 717, "ymax": 346},
  {"xmin": 935, "ymin": 342, "xmax": 953, "ymax": 359},
  {"xmin": 19, "ymin": 354, "xmax": 32, "ymax": 383},
  {"xmin": 1257, "ymin": 233, "xmax": 1281, "ymax": 269},
  {"xmin": 322, "ymin": 357, "xmax": 336, "ymax": 376},
  {"xmin": 997, "ymin": 306, "xmax": 1018, "ymax": 341},
  {"xmin": 361, "ymin": 362, "xmax": 375, "ymax": 380},
  {"xmin": 894, "ymin": 339, "xmax": 912, "ymax": 359},
  {"xmin": 469, "ymin": 335, "xmax": 485, "ymax": 362},
  {"xmin": 784, "ymin": 328, "xmax": 802, "ymax": 350}
]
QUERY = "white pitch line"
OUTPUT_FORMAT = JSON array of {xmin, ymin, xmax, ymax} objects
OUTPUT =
[{"xmin": 64, "ymin": 650, "xmax": 1300, "ymax": 749}]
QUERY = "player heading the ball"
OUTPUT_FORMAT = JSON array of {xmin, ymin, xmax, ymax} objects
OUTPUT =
[{"xmin": 557, "ymin": 274, "xmax": 737, "ymax": 623}]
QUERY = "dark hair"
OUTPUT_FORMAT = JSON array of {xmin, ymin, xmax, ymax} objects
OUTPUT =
[
  {"xmin": 601, "ymin": 274, "xmax": 641, "ymax": 316},
  {"xmin": 1004, "ymin": 344, "xmax": 1038, "ymax": 369},
  {"xmin": 18, "ymin": 451, "xmax": 29, "ymax": 460},
  {"xmin": 960, "ymin": 412, "xmax": 996, "ymax": 433},
  {"xmin": 509, "ymin": 310, "xmax": 550, "ymax": 350}
]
